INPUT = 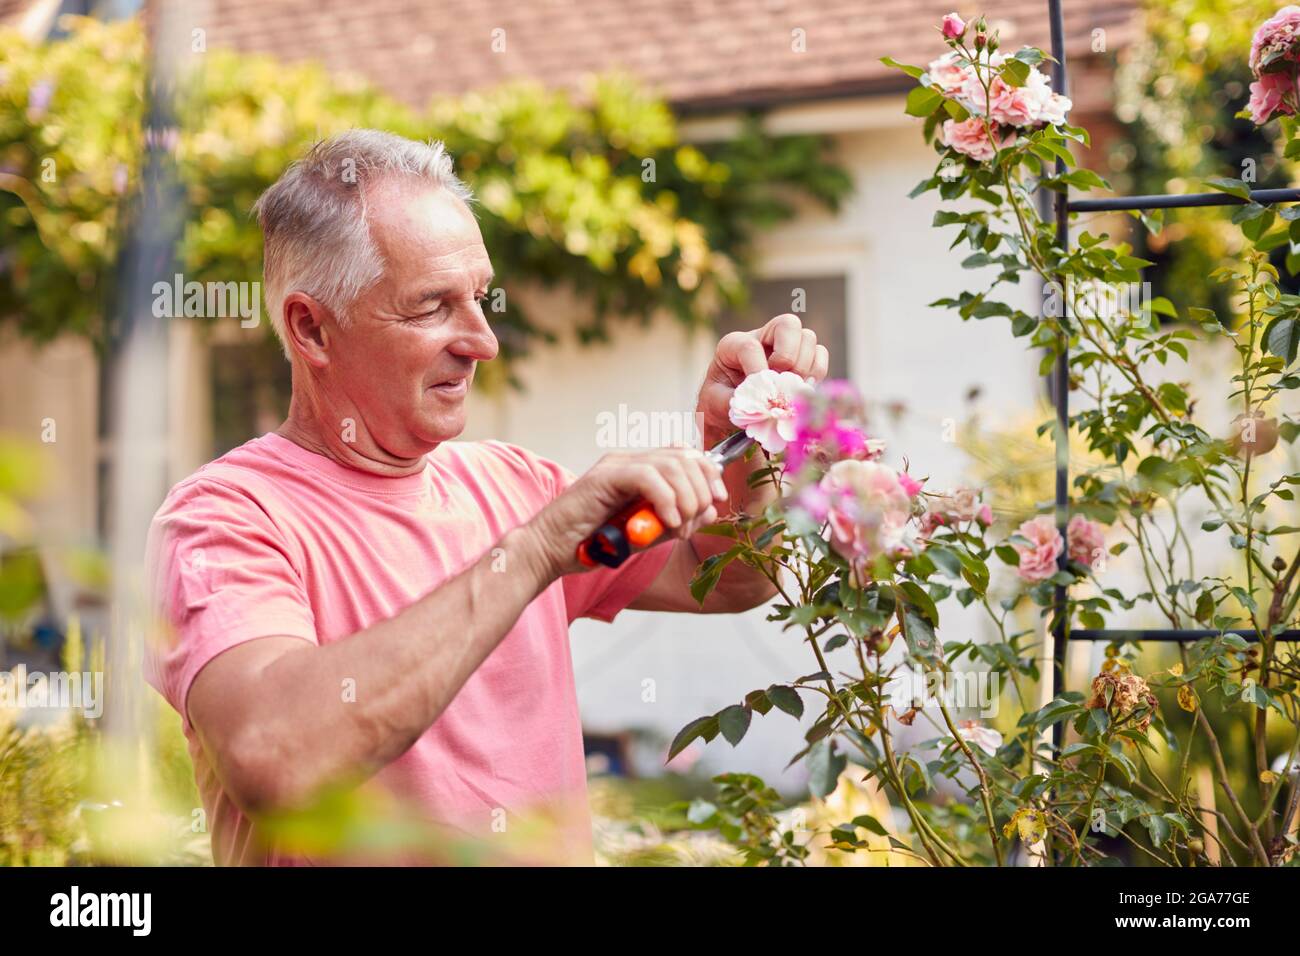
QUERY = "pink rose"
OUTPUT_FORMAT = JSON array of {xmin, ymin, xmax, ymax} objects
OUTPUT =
[
  {"xmin": 1249, "ymin": 68, "xmax": 1295, "ymax": 124},
  {"xmin": 1067, "ymin": 514, "xmax": 1106, "ymax": 569},
  {"xmin": 941, "ymin": 12, "xmax": 966, "ymax": 40},
  {"xmin": 791, "ymin": 483, "xmax": 832, "ymax": 525},
  {"xmin": 898, "ymin": 472, "xmax": 924, "ymax": 498},
  {"xmin": 938, "ymin": 116, "xmax": 1013, "ymax": 163},
  {"xmin": 977, "ymin": 503, "xmax": 994, "ymax": 526},
  {"xmin": 948, "ymin": 487, "xmax": 982, "ymax": 521},
  {"xmin": 920, "ymin": 486, "xmax": 988, "ymax": 535},
  {"xmin": 927, "ymin": 51, "xmax": 977, "ymax": 97},
  {"xmin": 728, "ymin": 369, "xmax": 813, "ymax": 454},
  {"xmin": 964, "ymin": 68, "xmax": 1071, "ymax": 128},
  {"xmin": 981, "ymin": 75, "xmax": 1040, "ymax": 126},
  {"xmin": 1011, "ymin": 514, "xmax": 1063, "ymax": 583},
  {"xmin": 1250, "ymin": 5, "xmax": 1300, "ymax": 73},
  {"xmin": 918, "ymin": 510, "xmax": 947, "ymax": 539},
  {"xmin": 820, "ymin": 459, "xmax": 915, "ymax": 582}
]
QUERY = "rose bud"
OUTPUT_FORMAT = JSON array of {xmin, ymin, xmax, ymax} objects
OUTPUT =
[{"xmin": 1228, "ymin": 411, "xmax": 1278, "ymax": 457}]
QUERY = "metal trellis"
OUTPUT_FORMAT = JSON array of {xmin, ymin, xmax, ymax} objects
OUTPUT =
[{"xmin": 1044, "ymin": 0, "xmax": 1300, "ymax": 761}]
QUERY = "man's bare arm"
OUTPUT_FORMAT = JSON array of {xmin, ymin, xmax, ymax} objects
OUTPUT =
[{"xmin": 185, "ymin": 447, "xmax": 728, "ymax": 816}]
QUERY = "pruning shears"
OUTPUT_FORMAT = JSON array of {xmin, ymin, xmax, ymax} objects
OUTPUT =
[{"xmin": 576, "ymin": 430, "xmax": 755, "ymax": 569}]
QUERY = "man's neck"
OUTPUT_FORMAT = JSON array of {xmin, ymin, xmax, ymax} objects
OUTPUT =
[{"xmin": 276, "ymin": 394, "xmax": 431, "ymax": 479}]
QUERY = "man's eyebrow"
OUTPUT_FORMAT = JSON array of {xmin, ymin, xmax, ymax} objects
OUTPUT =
[
  {"xmin": 412, "ymin": 271, "xmax": 495, "ymax": 304},
  {"xmin": 413, "ymin": 269, "xmax": 493, "ymax": 303}
]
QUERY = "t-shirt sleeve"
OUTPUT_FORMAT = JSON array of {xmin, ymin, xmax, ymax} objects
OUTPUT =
[
  {"xmin": 144, "ymin": 477, "xmax": 318, "ymax": 730},
  {"xmin": 491, "ymin": 442, "xmax": 673, "ymax": 625}
]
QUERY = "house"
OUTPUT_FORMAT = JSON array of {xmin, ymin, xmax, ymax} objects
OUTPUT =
[{"xmin": 0, "ymin": 0, "xmax": 1141, "ymax": 784}]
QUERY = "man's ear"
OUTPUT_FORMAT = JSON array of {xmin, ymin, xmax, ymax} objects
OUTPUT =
[{"xmin": 281, "ymin": 292, "xmax": 333, "ymax": 368}]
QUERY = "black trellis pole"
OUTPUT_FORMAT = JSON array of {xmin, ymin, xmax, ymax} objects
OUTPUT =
[
  {"xmin": 1047, "ymin": 0, "xmax": 1070, "ymax": 763},
  {"xmin": 1043, "ymin": 0, "xmax": 1300, "ymax": 778}
]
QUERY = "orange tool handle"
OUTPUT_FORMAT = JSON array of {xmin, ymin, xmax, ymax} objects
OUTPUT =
[
  {"xmin": 624, "ymin": 504, "xmax": 666, "ymax": 547},
  {"xmin": 576, "ymin": 500, "xmax": 666, "ymax": 568}
]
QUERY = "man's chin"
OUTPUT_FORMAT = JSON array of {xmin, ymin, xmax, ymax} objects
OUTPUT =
[{"xmin": 411, "ymin": 409, "xmax": 467, "ymax": 448}]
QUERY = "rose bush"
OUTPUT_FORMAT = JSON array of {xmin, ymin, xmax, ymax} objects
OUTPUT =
[{"xmin": 676, "ymin": 12, "xmax": 1300, "ymax": 867}]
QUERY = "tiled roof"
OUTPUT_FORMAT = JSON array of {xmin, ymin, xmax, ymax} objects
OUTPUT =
[{"xmin": 177, "ymin": 0, "xmax": 1140, "ymax": 112}]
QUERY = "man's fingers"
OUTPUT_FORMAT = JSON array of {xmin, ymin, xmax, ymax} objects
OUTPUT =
[
  {"xmin": 793, "ymin": 328, "xmax": 818, "ymax": 377},
  {"xmin": 629, "ymin": 465, "xmax": 681, "ymax": 528},
  {"xmin": 764, "ymin": 314, "xmax": 804, "ymax": 371},
  {"xmin": 718, "ymin": 330, "xmax": 769, "ymax": 378},
  {"xmin": 811, "ymin": 343, "xmax": 830, "ymax": 382},
  {"xmin": 677, "ymin": 450, "xmax": 721, "ymax": 517},
  {"xmin": 654, "ymin": 457, "xmax": 702, "ymax": 532}
]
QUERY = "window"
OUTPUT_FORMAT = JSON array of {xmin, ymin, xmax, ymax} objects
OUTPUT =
[{"xmin": 717, "ymin": 274, "xmax": 848, "ymax": 379}]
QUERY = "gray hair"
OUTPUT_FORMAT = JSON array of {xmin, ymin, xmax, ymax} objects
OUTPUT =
[{"xmin": 252, "ymin": 129, "xmax": 475, "ymax": 357}]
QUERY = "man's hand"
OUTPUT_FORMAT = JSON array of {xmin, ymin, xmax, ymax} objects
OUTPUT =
[
  {"xmin": 698, "ymin": 313, "xmax": 830, "ymax": 443},
  {"xmin": 626, "ymin": 314, "xmax": 833, "ymax": 614},
  {"xmin": 525, "ymin": 448, "xmax": 731, "ymax": 578}
]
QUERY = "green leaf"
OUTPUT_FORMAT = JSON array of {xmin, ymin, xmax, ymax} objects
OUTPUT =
[
  {"xmin": 850, "ymin": 814, "xmax": 890, "ymax": 837},
  {"xmin": 689, "ymin": 545, "xmax": 742, "ymax": 605},
  {"xmin": 1144, "ymin": 812, "xmax": 1172, "ymax": 848},
  {"xmin": 807, "ymin": 739, "xmax": 847, "ymax": 798},
  {"xmin": 901, "ymin": 607, "xmax": 941, "ymax": 659},
  {"xmin": 1265, "ymin": 316, "xmax": 1300, "ymax": 366},
  {"xmin": 880, "ymin": 56, "xmax": 925, "ymax": 79},
  {"xmin": 905, "ymin": 85, "xmax": 944, "ymax": 117},
  {"xmin": 1001, "ymin": 59, "xmax": 1031, "ymax": 88},
  {"xmin": 927, "ymin": 546, "xmax": 964, "ymax": 579},
  {"xmin": 767, "ymin": 684, "xmax": 805, "ymax": 719},
  {"xmin": 667, "ymin": 715, "xmax": 719, "ymax": 761},
  {"xmin": 1202, "ymin": 176, "xmax": 1253, "ymax": 201},
  {"xmin": 718, "ymin": 704, "xmax": 752, "ymax": 746},
  {"xmin": 897, "ymin": 580, "xmax": 940, "ymax": 627}
]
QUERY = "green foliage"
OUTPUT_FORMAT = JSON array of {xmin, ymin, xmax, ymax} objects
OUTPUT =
[
  {"xmin": 0, "ymin": 16, "xmax": 851, "ymax": 376},
  {"xmin": 680, "ymin": 772, "xmax": 810, "ymax": 866},
  {"xmin": 1113, "ymin": 0, "xmax": 1300, "ymax": 319}
]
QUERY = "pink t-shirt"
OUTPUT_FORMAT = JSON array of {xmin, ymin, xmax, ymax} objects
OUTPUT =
[{"xmin": 143, "ymin": 432, "xmax": 671, "ymax": 866}]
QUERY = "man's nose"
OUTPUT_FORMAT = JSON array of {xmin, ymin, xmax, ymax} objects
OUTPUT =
[{"xmin": 448, "ymin": 304, "xmax": 499, "ymax": 362}]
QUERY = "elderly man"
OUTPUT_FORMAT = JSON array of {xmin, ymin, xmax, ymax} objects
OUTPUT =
[{"xmin": 145, "ymin": 129, "xmax": 828, "ymax": 866}]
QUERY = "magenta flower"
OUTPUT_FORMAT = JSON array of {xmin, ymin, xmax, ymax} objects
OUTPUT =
[
  {"xmin": 783, "ymin": 379, "xmax": 875, "ymax": 473},
  {"xmin": 941, "ymin": 13, "xmax": 966, "ymax": 40}
]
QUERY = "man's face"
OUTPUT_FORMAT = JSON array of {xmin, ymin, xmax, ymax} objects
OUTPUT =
[{"xmin": 325, "ymin": 179, "xmax": 498, "ymax": 457}]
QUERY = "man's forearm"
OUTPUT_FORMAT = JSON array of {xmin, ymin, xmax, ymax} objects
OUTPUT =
[{"xmin": 214, "ymin": 521, "xmax": 560, "ymax": 812}]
